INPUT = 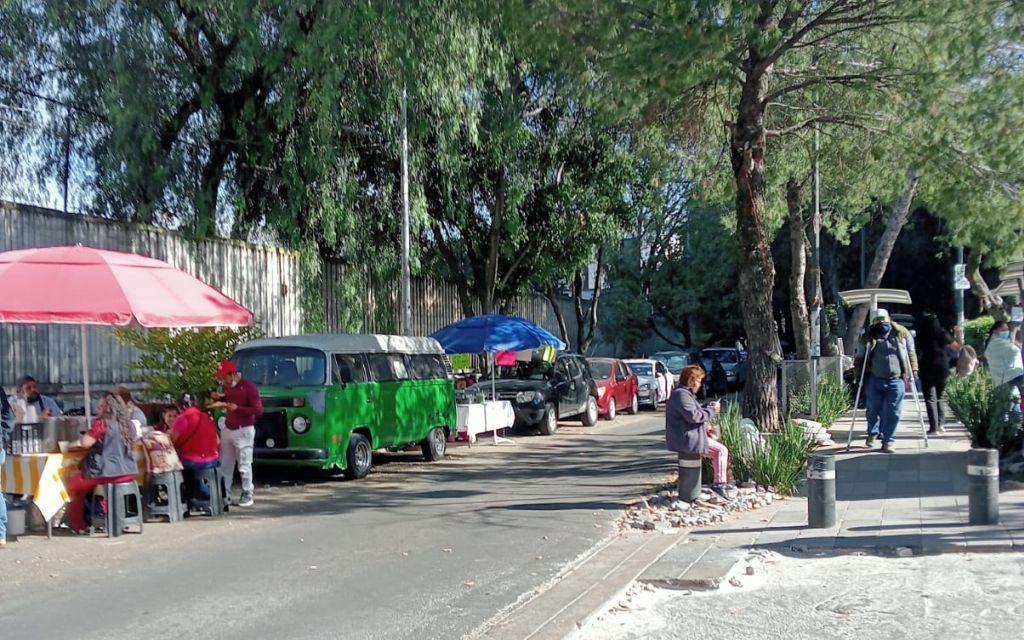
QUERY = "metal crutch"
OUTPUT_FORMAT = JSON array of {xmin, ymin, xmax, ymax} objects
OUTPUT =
[
  {"xmin": 910, "ymin": 375, "xmax": 928, "ymax": 448},
  {"xmin": 844, "ymin": 351, "xmax": 871, "ymax": 452}
]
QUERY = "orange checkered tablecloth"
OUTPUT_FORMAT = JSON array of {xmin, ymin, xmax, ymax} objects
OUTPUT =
[{"xmin": 1, "ymin": 445, "xmax": 147, "ymax": 521}]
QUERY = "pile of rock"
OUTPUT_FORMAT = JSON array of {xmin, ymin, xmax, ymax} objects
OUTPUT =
[
  {"xmin": 621, "ymin": 484, "xmax": 778, "ymax": 532},
  {"xmin": 791, "ymin": 418, "xmax": 836, "ymax": 447}
]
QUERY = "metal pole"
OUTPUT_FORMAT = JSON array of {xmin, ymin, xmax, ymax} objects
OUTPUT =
[
  {"xmin": 62, "ymin": 108, "xmax": 71, "ymax": 213},
  {"xmin": 80, "ymin": 325, "xmax": 91, "ymax": 424},
  {"xmin": 807, "ymin": 454, "xmax": 836, "ymax": 528},
  {"xmin": 955, "ymin": 246, "xmax": 965, "ymax": 336},
  {"xmin": 967, "ymin": 448, "xmax": 999, "ymax": 525},
  {"xmin": 400, "ymin": 85, "xmax": 412, "ymax": 336},
  {"xmin": 809, "ymin": 115, "xmax": 822, "ymax": 420}
]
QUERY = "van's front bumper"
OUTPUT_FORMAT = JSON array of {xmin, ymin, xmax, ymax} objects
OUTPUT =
[{"xmin": 254, "ymin": 447, "xmax": 328, "ymax": 462}]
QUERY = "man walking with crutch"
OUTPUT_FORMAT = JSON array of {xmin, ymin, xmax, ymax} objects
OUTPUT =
[{"xmin": 855, "ymin": 309, "xmax": 918, "ymax": 453}]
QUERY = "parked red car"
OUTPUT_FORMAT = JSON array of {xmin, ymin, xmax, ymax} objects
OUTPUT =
[{"xmin": 586, "ymin": 358, "xmax": 639, "ymax": 420}]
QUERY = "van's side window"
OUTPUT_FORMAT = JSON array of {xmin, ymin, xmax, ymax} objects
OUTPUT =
[
  {"xmin": 388, "ymin": 354, "xmax": 410, "ymax": 380},
  {"xmin": 409, "ymin": 354, "xmax": 448, "ymax": 380},
  {"xmin": 333, "ymin": 354, "xmax": 367, "ymax": 385},
  {"xmin": 367, "ymin": 354, "xmax": 394, "ymax": 381}
]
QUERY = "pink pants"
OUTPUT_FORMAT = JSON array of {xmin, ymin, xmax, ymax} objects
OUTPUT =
[{"xmin": 705, "ymin": 439, "xmax": 729, "ymax": 484}]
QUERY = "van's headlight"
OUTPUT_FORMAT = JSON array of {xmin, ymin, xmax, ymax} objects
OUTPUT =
[
  {"xmin": 217, "ymin": 416, "xmax": 227, "ymax": 430},
  {"xmin": 516, "ymin": 391, "xmax": 541, "ymax": 404},
  {"xmin": 292, "ymin": 416, "xmax": 310, "ymax": 434},
  {"xmin": 640, "ymin": 383, "xmax": 650, "ymax": 391}
]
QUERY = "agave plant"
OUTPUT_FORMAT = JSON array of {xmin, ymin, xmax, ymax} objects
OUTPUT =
[{"xmin": 946, "ymin": 370, "xmax": 1022, "ymax": 453}]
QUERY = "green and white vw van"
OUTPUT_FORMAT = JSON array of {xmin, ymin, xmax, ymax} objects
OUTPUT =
[{"xmin": 232, "ymin": 334, "xmax": 456, "ymax": 479}]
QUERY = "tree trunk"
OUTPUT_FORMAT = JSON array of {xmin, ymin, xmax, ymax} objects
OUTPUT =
[
  {"xmin": 786, "ymin": 177, "xmax": 811, "ymax": 360},
  {"xmin": 544, "ymin": 283, "xmax": 571, "ymax": 346},
  {"xmin": 731, "ymin": 62, "xmax": 780, "ymax": 430},
  {"xmin": 481, "ymin": 170, "xmax": 507, "ymax": 315},
  {"xmin": 843, "ymin": 166, "xmax": 920, "ymax": 353},
  {"xmin": 576, "ymin": 246, "xmax": 605, "ymax": 354},
  {"xmin": 966, "ymin": 250, "xmax": 1009, "ymax": 321}
]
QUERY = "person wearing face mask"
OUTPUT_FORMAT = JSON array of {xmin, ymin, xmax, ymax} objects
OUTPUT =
[
  {"xmin": 855, "ymin": 309, "xmax": 918, "ymax": 453},
  {"xmin": 209, "ymin": 360, "xmax": 262, "ymax": 507},
  {"xmin": 984, "ymin": 321, "xmax": 1024, "ymax": 390}
]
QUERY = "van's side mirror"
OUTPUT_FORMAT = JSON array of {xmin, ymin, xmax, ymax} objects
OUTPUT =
[{"xmin": 552, "ymin": 372, "xmax": 567, "ymax": 386}]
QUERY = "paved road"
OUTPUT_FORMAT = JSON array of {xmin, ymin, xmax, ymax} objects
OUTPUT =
[{"xmin": 0, "ymin": 413, "xmax": 671, "ymax": 640}]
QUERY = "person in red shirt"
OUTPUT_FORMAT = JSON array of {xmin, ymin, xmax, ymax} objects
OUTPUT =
[
  {"xmin": 209, "ymin": 360, "xmax": 262, "ymax": 507},
  {"xmin": 170, "ymin": 393, "xmax": 220, "ymax": 507}
]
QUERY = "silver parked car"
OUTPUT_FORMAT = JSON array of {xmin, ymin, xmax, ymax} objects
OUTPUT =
[{"xmin": 624, "ymin": 359, "xmax": 671, "ymax": 409}]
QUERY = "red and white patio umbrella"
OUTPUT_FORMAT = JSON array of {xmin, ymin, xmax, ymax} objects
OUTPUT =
[{"xmin": 0, "ymin": 245, "xmax": 253, "ymax": 419}]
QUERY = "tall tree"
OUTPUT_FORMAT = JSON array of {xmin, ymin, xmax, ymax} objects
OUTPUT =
[{"xmin": 509, "ymin": 0, "xmax": 1011, "ymax": 428}]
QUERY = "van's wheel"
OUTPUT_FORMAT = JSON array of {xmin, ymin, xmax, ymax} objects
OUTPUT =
[
  {"xmin": 581, "ymin": 396, "xmax": 599, "ymax": 426},
  {"xmin": 626, "ymin": 394, "xmax": 639, "ymax": 415},
  {"xmin": 605, "ymin": 398, "xmax": 617, "ymax": 421},
  {"xmin": 539, "ymin": 403, "xmax": 558, "ymax": 436},
  {"xmin": 421, "ymin": 427, "xmax": 447, "ymax": 462},
  {"xmin": 344, "ymin": 433, "xmax": 373, "ymax": 480}
]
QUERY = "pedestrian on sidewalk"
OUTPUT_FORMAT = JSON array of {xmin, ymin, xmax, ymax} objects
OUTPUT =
[
  {"xmin": 984, "ymin": 321, "xmax": 1024, "ymax": 391},
  {"xmin": 855, "ymin": 309, "xmax": 917, "ymax": 453},
  {"xmin": 1, "ymin": 385, "xmax": 12, "ymax": 547},
  {"xmin": 665, "ymin": 365, "xmax": 733, "ymax": 499},
  {"xmin": 916, "ymin": 312, "xmax": 953, "ymax": 435},
  {"xmin": 210, "ymin": 360, "xmax": 262, "ymax": 507}
]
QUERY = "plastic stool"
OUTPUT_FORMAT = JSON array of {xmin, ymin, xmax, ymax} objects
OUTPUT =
[
  {"xmin": 144, "ymin": 470, "xmax": 187, "ymax": 522},
  {"xmin": 188, "ymin": 465, "xmax": 229, "ymax": 516},
  {"xmin": 91, "ymin": 481, "xmax": 144, "ymax": 538}
]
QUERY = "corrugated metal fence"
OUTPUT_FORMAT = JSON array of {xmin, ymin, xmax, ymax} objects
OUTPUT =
[{"xmin": 1, "ymin": 202, "xmax": 568, "ymax": 390}]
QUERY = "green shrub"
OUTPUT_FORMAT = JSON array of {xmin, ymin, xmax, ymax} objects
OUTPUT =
[
  {"xmin": 716, "ymin": 403, "xmax": 816, "ymax": 495},
  {"xmin": 964, "ymin": 316, "xmax": 995, "ymax": 355},
  {"xmin": 788, "ymin": 373, "xmax": 851, "ymax": 429},
  {"xmin": 947, "ymin": 369, "xmax": 1022, "ymax": 453},
  {"xmin": 114, "ymin": 326, "xmax": 263, "ymax": 401}
]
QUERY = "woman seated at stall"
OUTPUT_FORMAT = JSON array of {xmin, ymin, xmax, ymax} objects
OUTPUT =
[
  {"xmin": 665, "ymin": 365, "xmax": 735, "ymax": 500},
  {"xmin": 153, "ymin": 405, "xmax": 179, "ymax": 433},
  {"xmin": 170, "ymin": 393, "xmax": 220, "ymax": 505},
  {"xmin": 67, "ymin": 391, "xmax": 139, "ymax": 532}
]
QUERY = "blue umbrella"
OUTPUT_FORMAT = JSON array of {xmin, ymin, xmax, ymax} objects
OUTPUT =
[
  {"xmin": 432, "ymin": 314, "xmax": 566, "ymax": 354},
  {"xmin": 433, "ymin": 314, "xmax": 565, "ymax": 446}
]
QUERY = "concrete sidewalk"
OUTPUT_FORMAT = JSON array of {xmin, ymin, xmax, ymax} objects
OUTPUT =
[
  {"xmin": 639, "ymin": 399, "xmax": 1024, "ymax": 593},
  {"xmin": 724, "ymin": 399, "xmax": 1024, "ymax": 554}
]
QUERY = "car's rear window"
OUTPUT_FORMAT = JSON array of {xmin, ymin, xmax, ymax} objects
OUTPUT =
[
  {"xmin": 628, "ymin": 363, "xmax": 653, "ymax": 376},
  {"xmin": 588, "ymin": 361, "xmax": 613, "ymax": 379}
]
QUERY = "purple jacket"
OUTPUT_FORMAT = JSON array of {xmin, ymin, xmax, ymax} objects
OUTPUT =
[{"xmin": 665, "ymin": 387, "xmax": 711, "ymax": 455}]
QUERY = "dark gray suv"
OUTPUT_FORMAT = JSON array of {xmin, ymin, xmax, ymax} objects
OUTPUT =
[{"xmin": 469, "ymin": 354, "xmax": 599, "ymax": 435}]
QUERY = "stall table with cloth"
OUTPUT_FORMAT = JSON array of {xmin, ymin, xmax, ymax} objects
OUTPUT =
[
  {"xmin": 1, "ymin": 444, "xmax": 147, "ymax": 537},
  {"xmin": 457, "ymin": 401, "xmax": 515, "ymax": 445}
]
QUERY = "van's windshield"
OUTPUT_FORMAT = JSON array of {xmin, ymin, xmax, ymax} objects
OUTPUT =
[{"xmin": 235, "ymin": 347, "xmax": 327, "ymax": 386}]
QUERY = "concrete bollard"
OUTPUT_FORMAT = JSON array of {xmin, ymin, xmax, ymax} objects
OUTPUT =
[
  {"xmin": 807, "ymin": 454, "xmax": 836, "ymax": 529},
  {"xmin": 968, "ymin": 448, "xmax": 999, "ymax": 525},
  {"xmin": 677, "ymin": 453, "xmax": 702, "ymax": 503}
]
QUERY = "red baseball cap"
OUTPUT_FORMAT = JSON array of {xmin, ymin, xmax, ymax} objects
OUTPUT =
[{"xmin": 215, "ymin": 360, "xmax": 238, "ymax": 378}]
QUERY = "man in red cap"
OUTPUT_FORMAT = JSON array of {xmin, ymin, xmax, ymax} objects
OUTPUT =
[{"xmin": 210, "ymin": 360, "xmax": 262, "ymax": 506}]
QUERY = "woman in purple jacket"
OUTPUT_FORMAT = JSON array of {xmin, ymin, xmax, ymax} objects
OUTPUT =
[{"xmin": 666, "ymin": 365, "xmax": 734, "ymax": 499}]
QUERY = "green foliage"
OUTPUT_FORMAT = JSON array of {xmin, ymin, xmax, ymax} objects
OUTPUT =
[
  {"xmin": 788, "ymin": 374, "xmax": 851, "ymax": 430},
  {"xmin": 716, "ymin": 403, "xmax": 816, "ymax": 496},
  {"xmin": 964, "ymin": 316, "xmax": 996, "ymax": 355},
  {"xmin": 114, "ymin": 326, "xmax": 262, "ymax": 402},
  {"xmin": 947, "ymin": 369, "xmax": 1022, "ymax": 453}
]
